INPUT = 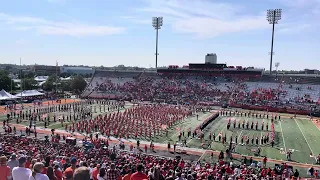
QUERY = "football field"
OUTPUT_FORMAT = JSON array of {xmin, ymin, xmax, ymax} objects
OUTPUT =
[
  {"xmin": 155, "ymin": 110, "xmax": 320, "ymax": 165},
  {"xmin": 2, "ymin": 102, "xmax": 320, "ymax": 165}
]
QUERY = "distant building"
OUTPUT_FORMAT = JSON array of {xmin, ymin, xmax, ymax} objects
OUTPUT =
[
  {"xmin": 60, "ymin": 66, "xmax": 94, "ymax": 75},
  {"xmin": 32, "ymin": 65, "xmax": 60, "ymax": 74},
  {"xmin": 205, "ymin": 53, "xmax": 217, "ymax": 64},
  {"xmin": 304, "ymin": 69, "xmax": 319, "ymax": 74}
]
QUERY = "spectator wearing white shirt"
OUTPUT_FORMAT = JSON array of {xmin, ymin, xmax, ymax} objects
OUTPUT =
[
  {"xmin": 257, "ymin": 161, "xmax": 262, "ymax": 168},
  {"xmin": 250, "ymin": 162, "xmax": 256, "ymax": 169},
  {"xmin": 7, "ymin": 153, "xmax": 19, "ymax": 171},
  {"xmin": 28, "ymin": 162, "xmax": 49, "ymax": 180},
  {"xmin": 12, "ymin": 156, "xmax": 31, "ymax": 180}
]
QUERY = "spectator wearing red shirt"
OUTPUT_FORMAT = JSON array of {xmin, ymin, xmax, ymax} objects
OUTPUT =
[
  {"xmin": 130, "ymin": 164, "xmax": 148, "ymax": 180},
  {"xmin": 63, "ymin": 157, "xmax": 77, "ymax": 180},
  {"xmin": 106, "ymin": 163, "xmax": 121, "ymax": 180},
  {"xmin": 0, "ymin": 156, "xmax": 12, "ymax": 180},
  {"xmin": 263, "ymin": 156, "xmax": 267, "ymax": 167},
  {"xmin": 92, "ymin": 164, "xmax": 101, "ymax": 180},
  {"xmin": 25, "ymin": 157, "xmax": 32, "ymax": 169},
  {"xmin": 54, "ymin": 165, "xmax": 63, "ymax": 180}
]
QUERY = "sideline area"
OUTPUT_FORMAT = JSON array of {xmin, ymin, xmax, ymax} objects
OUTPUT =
[{"xmin": 9, "ymin": 122, "xmax": 320, "ymax": 170}]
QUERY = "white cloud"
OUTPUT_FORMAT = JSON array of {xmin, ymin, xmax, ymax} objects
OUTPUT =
[
  {"xmin": 0, "ymin": 13, "xmax": 125, "ymax": 37},
  {"xmin": 277, "ymin": 23, "xmax": 312, "ymax": 34},
  {"xmin": 138, "ymin": 0, "xmax": 270, "ymax": 38}
]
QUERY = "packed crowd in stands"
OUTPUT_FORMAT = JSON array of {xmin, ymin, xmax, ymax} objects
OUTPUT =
[
  {"xmin": 83, "ymin": 72, "xmax": 320, "ymax": 111},
  {"xmin": 2, "ymin": 133, "xmax": 318, "ymax": 180}
]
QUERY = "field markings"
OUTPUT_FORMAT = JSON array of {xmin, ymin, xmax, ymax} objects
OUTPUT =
[
  {"xmin": 294, "ymin": 118, "xmax": 316, "ymax": 159},
  {"xmin": 207, "ymin": 118, "xmax": 228, "ymax": 147},
  {"xmin": 260, "ymin": 131, "xmax": 263, "ymax": 145},
  {"xmin": 198, "ymin": 150, "xmax": 208, "ymax": 161},
  {"xmin": 237, "ymin": 130, "xmax": 243, "ymax": 143},
  {"xmin": 235, "ymin": 130, "xmax": 243, "ymax": 153},
  {"xmin": 311, "ymin": 120, "xmax": 320, "ymax": 132},
  {"xmin": 279, "ymin": 120, "xmax": 287, "ymax": 153},
  {"xmin": 171, "ymin": 113, "xmax": 206, "ymax": 142}
]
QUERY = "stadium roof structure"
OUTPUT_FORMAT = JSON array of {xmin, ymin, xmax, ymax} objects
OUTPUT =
[{"xmin": 0, "ymin": 89, "xmax": 19, "ymax": 100}]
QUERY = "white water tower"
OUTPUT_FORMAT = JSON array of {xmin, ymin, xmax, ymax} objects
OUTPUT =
[{"xmin": 205, "ymin": 53, "xmax": 217, "ymax": 64}]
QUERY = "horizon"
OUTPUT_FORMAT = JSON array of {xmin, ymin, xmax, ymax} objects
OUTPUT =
[{"xmin": 0, "ymin": 0, "xmax": 319, "ymax": 71}]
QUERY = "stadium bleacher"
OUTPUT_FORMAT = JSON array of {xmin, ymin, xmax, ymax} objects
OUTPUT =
[{"xmin": 82, "ymin": 70, "xmax": 320, "ymax": 112}]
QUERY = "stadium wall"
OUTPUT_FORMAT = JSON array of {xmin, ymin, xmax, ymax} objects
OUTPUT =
[{"xmin": 199, "ymin": 102, "xmax": 312, "ymax": 115}]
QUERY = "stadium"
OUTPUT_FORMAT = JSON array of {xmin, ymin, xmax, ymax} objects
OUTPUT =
[
  {"xmin": 1, "ymin": 2, "xmax": 320, "ymax": 180},
  {"xmin": 2, "ymin": 55, "xmax": 319, "ymax": 179}
]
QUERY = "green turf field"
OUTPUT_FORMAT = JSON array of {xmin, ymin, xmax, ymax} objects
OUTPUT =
[{"xmin": 155, "ymin": 111, "xmax": 320, "ymax": 165}]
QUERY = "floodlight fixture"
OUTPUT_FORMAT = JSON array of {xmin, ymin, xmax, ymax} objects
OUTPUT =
[
  {"xmin": 266, "ymin": 9, "xmax": 282, "ymax": 74},
  {"xmin": 152, "ymin": 17, "xmax": 164, "ymax": 69}
]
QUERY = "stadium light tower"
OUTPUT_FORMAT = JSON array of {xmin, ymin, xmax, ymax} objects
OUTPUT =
[
  {"xmin": 152, "ymin": 17, "xmax": 163, "ymax": 69},
  {"xmin": 267, "ymin": 9, "xmax": 282, "ymax": 74}
]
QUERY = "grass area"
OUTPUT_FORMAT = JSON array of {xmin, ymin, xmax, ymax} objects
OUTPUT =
[
  {"xmin": 180, "ymin": 114, "xmax": 320, "ymax": 164},
  {"xmin": 148, "ymin": 112, "xmax": 214, "ymax": 143}
]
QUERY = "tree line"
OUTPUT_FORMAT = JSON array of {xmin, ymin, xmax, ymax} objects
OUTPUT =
[{"xmin": 0, "ymin": 70, "xmax": 87, "ymax": 95}]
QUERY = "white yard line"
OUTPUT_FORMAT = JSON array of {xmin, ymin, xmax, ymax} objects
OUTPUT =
[
  {"xmin": 237, "ymin": 130, "xmax": 243, "ymax": 143},
  {"xmin": 260, "ymin": 131, "xmax": 263, "ymax": 145},
  {"xmin": 311, "ymin": 120, "xmax": 320, "ymax": 132},
  {"xmin": 198, "ymin": 150, "xmax": 207, "ymax": 161},
  {"xmin": 235, "ymin": 130, "xmax": 243, "ymax": 152},
  {"xmin": 294, "ymin": 118, "xmax": 316, "ymax": 159},
  {"xmin": 279, "ymin": 120, "xmax": 287, "ymax": 153},
  {"xmin": 207, "ymin": 119, "xmax": 228, "ymax": 147}
]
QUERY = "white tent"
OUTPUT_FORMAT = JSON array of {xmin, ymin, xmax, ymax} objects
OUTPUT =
[
  {"xmin": 15, "ymin": 90, "xmax": 44, "ymax": 97},
  {"xmin": 0, "ymin": 89, "xmax": 18, "ymax": 100}
]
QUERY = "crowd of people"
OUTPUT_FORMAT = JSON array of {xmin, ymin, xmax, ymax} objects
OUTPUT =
[
  {"xmin": 66, "ymin": 104, "xmax": 192, "ymax": 139},
  {"xmin": 84, "ymin": 74, "xmax": 319, "ymax": 111},
  {"xmin": 1, "ymin": 133, "xmax": 317, "ymax": 180}
]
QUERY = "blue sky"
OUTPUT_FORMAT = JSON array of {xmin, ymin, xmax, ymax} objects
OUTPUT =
[{"xmin": 0, "ymin": 0, "xmax": 319, "ymax": 70}]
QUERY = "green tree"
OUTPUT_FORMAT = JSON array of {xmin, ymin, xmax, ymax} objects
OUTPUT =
[
  {"xmin": 21, "ymin": 78, "xmax": 38, "ymax": 90},
  {"xmin": 60, "ymin": 80, "xmax": 72, "ymax": 92},
  {"xmin": 42, "ymin": 74, "xmax": 59, "ymax": 91},
  {"xmin": 0, "ymin": 70, "xmax": 14, "ymax": 91},
  {"xmin": 42, "ymin": 81, "xmax": 54, "ymax": 91},
  {"xmin": 70, "ymin": 75, "xmax": 87, "ymax": 94}
]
